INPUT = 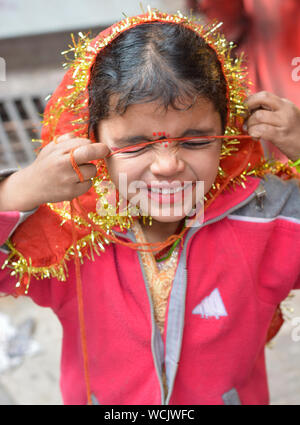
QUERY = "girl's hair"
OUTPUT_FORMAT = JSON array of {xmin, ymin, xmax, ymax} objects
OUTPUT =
[{"xmin": 88, "ymin": 22, "xmax": 228, "ymax": 139}]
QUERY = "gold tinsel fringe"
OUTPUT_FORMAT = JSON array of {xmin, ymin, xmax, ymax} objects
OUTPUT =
[{"xmin": 1, "ymin": 230, "xmax": 111, "ymax": 293}]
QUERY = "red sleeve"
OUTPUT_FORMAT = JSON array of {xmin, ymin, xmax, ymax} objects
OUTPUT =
[
  {"xmin": 0, "ymin": 210, "xmax": 21, "ymax": 245},
  {"xmin": 0, "ymin": 209, "xmax": 74, "ymax": 314},
  {"xmin": 294, "ymin": 274, "xmax": 300, "ymax": 290}
]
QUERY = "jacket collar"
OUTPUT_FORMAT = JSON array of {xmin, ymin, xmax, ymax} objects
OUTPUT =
[{"xmin": 201, "ymin": 176, "xmax": 261, "ymax": 225}]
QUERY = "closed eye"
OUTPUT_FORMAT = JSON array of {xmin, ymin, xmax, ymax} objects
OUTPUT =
[
  {"xmin": 180, "ymin": 137, "xmax": 217, "ymax": 148},
  {"xmin": 110, "ymin": 136, "xmax": 219, "ymax": 155},
  {"xmin": 116, "ymin": 144, "xmax": 151, "ymax": 154}
]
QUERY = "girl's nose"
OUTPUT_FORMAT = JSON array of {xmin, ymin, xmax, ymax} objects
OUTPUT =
[{"xmin": 150, "ymin": 145, "xmax": 185, "ymax": 177}]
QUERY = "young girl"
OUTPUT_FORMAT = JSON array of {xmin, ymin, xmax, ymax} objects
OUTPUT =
[{"xmin": 0, "ymin": 9, "xmax": 299, "ymax": 405}]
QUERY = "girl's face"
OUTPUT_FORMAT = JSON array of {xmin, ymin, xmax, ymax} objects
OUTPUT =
[{"xmin": 97, "ymin": 96, "xmax": 223, "ymax": 224}]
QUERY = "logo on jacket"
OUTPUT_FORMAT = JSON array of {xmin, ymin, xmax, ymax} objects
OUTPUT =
[{"xmin": 192, "ymin": 288, "xmax": 227, "ymax": 319}]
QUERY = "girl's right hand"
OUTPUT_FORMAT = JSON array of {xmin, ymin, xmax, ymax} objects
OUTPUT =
[{"xmin": 0, "ymin": 133, "xmax": 110, "ymax": 212}]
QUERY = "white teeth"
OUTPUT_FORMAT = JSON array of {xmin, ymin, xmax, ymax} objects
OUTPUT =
[
  {"xmin": 149, "ymin": 184, "xmax": 190, "ymax": 194},
  {"xmin": 150, "ymin": 187, "xmax": 161, "ymax": 193}
]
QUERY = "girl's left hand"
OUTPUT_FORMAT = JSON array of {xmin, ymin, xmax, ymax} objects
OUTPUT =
[{"xmin": 245, "ymin": 91, "xmax": 300, "ymax": 162}]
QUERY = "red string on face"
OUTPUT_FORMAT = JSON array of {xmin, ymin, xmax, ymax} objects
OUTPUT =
[{"xmin": 106, "ymin": 134, "xmax": 253, "ymax": 157}]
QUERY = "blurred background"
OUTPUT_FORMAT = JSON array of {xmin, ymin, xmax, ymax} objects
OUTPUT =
[{"xmin": 0, "ymin": 0, "xmax": 299, "ymax": 405}]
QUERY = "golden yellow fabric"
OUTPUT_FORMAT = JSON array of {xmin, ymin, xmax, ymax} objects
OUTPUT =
[
  {"xmin": 131, "ymin": 220, "xmax": 179, "ymax": 335},
  {"xmin": 131, "ymin": 220, "xmax": 180, "ymax": 398}
]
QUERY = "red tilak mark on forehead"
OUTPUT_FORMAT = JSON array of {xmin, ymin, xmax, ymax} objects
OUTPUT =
[{"xmin": 152, "ymin": 130, "xmax": 168, "ymax": 144}]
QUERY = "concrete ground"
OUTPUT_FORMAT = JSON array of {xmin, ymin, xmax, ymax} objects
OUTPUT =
[
  {"xmin": 0, "ymin": 290, "xmax": 299, "ymax": 405},
  {"xmin": 0, "ymin": 295, "xmax": 62, "ymax": 405}
]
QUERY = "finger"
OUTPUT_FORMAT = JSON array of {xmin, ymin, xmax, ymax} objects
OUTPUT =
[
  {"xmin": 58, "ymin": 137, "xmax": 92, "ymax": 154},
  {"xmin": 72, "ymin": 180, "xmax": 93, "ymax": 198},
  {"xmin": 246, "ymin": 109, "xmax": 281, "ymax": 129},
  {"xmin": 54, "ymin": 133, "xmax": 76, "ymax": 144},
  {"xmin": 46, "ymin": 137, "xmax": 92, "ymax": 155},
  {"xmin": 247, "ymin": 123, "xmax": 278, "ymax": 141},
  {"xmin": 72, "ymin": 142, "xmax": 110, "ymax": 165},
  {"xmin": 71, "ymin": 163, "xmax": 97, "ymax": 183},
  {"xmin": 245, "ymin": 91, "xmax": 282, "ymax": 113}
]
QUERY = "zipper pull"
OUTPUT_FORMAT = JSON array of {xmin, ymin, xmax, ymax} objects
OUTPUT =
[{"xmin": 255, "ymin": 184, "xmax": 266, "ymax": 211}]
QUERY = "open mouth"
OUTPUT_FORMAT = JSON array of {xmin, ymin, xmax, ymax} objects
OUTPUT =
[{"xmin": 146, "ymin": 182, "xmax": 195, "ymax": 205}]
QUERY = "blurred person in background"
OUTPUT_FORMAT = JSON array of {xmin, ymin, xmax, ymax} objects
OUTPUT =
[{"xmin": 187, "ymin": 0, "xmax": 300, "ymax": 159}]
